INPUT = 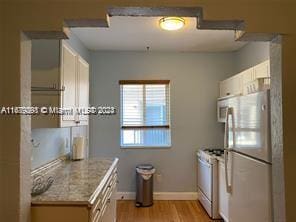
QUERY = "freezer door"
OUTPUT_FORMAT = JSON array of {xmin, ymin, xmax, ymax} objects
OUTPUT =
[
  {"xmin": 228, "ymin": 152, "xmax": 272, "ymax": 222},
  {"xmin": 233, "ymin": 90, "xmax": 271, "ymax": 163}
]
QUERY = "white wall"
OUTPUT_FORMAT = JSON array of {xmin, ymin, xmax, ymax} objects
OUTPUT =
[{"xmin": 89, "ymin": 51, "xmax": 236, "ymax": 192}]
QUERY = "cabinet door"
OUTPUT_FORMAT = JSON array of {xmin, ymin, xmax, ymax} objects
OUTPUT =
[
  {"xmin": 220, "ymin": 80, "xmax": 229, "ymax": 97},
  {"xmin": 219, "ymin": 161, "xmax": 229, "ymax": 222},
  {"xmin": 100, "ymin": 183, "xmax": 117, "ymax": 222},
  {"xmin": 242, "ymin": 68, "xmax": 256, "ymax": 95},
  {"xmin": 61, "ymin": 43, "xmax": 77, "ymax": 123},
  {"xmin": 109, "ymin": 182, "xmax": 117, "ymax": 222},
  {"xmin": 77, "ymin": 56, "xmax": 89, "ymax": 125},
  {"xmin": 229, "ymin": 74, "xmax": 242, "ymax": 96},
  {"xmin": 254, "ymin": 60, "xmax": 270, "ymax": 79},
  {"xmin": 242, "ymin": 67, "xmax": 255, "ymax": 85},
  {"xmin": 220, "ymin": 74, "xmax": 242, "ymax": 97}
]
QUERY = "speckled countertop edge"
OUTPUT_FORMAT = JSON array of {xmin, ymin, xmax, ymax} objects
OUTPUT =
[{"xmin": 31, "ymin": 157, "xmax": 118, "ymax": 207}]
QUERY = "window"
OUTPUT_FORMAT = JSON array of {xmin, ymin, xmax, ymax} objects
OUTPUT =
[{"xmin": 120, "ymin": 80, "xmax": 171, "ymax": 147}]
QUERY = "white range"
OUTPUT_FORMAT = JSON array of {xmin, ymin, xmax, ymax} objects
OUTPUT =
[{"xmin": 197, "ymin": 148, "xmax": 224, "ymax": 219}]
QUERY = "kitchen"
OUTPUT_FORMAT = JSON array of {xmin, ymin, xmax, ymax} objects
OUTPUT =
[{"xmin": 26, "ymin": 15, "xmax": 273, "ymax": 222}]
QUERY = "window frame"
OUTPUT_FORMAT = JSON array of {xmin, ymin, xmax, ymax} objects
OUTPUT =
[{"xmin": 119, "ymin": 80, "xmax": 171, "ymax": 148}]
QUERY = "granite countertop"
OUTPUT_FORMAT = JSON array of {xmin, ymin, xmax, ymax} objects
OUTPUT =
[{"xmin": 31, "ymin": 157, "xmax": 118, "ymax": 206}]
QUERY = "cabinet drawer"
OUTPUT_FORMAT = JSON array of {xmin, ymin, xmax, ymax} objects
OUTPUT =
[
  {"xmin": 90, "ymin": 168, "xmax": 117, "ymax": 221},
  {"xmin": 97, "ymin": 179, "xmax": 117, "ymax": 222}
]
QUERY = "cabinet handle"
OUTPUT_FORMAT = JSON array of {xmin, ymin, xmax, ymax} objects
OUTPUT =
[
  {"xmin": 96, "ymin": 208, "xmax": 101, "ymax": 211},
  {"xmin": 75, "ymin": 120, "xmax": 80, "ymax": 124}
]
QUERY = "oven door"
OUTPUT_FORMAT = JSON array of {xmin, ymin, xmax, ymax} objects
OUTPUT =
[{"xmin": 197, "ymin": 157, "xmax": 212, "ymax": 201}]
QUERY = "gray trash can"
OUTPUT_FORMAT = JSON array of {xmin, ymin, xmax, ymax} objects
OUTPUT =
[{"xmin": 135, "ymin": 164, "xmax": 155, "ymax": 207}]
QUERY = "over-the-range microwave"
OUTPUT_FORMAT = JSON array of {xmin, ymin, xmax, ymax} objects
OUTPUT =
[
  {"xmin": 217, "ymin": 95, "xmax": 238, "ymax": 123},
  {"xmin": 217, "ymin": 98, "xmax": 228, "ymax": 123}
]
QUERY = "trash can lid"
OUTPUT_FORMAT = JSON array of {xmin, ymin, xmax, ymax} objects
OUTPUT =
[{"xmin": 136, "ymin": 164, "xmax": 154, "ymax": 170}]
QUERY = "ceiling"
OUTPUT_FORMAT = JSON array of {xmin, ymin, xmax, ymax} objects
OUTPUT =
[{"xmin": 71, "ymin": 16, "xmax": 247, "ymax": 52}]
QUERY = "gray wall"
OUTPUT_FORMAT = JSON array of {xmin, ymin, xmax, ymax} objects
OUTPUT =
[
  {"xmin": 31, "ymin": 31, "xmax": 90, "ymax": 169},
  {"xmin": 234, "ymin": 42, "xmax": 270, "ymax": 73},
  {"xmin": 89, "ymin": 51, "xmax": 236, "ymax": 192},
  {"xmin": 31, "ymin": 128, "xmax": 70, "ymax": 169}
]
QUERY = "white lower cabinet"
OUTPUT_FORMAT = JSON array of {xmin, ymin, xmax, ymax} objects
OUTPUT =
[
  {"xmin": 99, "ymin": 187, "xmax": 117, "ymax": 222},
  {"xmin": 91, "ymin": 169, "xmax": 117, "ymax": 222},
  {"xmin": 218, "ymin": 161, "xmax": 229, "ymax": 222}
]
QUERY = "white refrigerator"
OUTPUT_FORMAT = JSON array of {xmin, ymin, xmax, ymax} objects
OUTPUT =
[{"xmin": 219, "ymin": 90, "xmax": 272, "ymax": 222}]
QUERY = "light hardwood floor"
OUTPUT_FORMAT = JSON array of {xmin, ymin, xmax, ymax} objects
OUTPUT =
[{"xmin": 117, "ymin": 200, "xmax": 218, "ymax": 222}]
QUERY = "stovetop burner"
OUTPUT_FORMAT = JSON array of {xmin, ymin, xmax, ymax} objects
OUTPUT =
[{"xmin": 203, "ymin": 148, "xmax": 224, "ymax": 156}]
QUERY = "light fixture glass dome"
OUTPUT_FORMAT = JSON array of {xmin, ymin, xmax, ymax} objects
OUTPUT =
[{"xmin": 159, "ymin": 17, "xmax": 185, "ymax": 31}]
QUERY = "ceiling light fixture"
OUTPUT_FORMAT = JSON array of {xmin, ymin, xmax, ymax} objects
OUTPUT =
[{"xmin": 159, "ymin": 17, "xmax": 185, "ymax": 31}]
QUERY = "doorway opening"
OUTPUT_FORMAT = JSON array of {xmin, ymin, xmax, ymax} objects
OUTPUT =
[{"xmin": 25, "ymin": 6, "xmax": 283, "ymax": 222}]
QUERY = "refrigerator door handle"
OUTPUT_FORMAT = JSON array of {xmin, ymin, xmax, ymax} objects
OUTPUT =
[
  {"xmin": 224, "ymin": 107, "xmax": 229, "ymax": 150},
  {"xmin": 224, "ymin": 107, "xmax": 234, "ymax": 149},
  {"xmin": 224, "ymin": 107, "xmax": 234, "ymax": 193},
  {"xmin": 224, "ymin": 149, "xmax": 232, "ymax": 193},
  {"xmin": 229, "ymin": 107, "xmax": 235, "ymax": 148}
]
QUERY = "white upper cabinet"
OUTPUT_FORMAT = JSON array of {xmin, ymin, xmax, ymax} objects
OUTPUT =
[
  {"xmin": 253, "ymin": 60, "xmax": 270, "ymax": 79},
  {"xmin": 31, "ymin": 40, "xmax": 89, "ymax": 128},
  {"xmin": 61, "ymin": 43, "xmax": 77, "ymax": 123},
  {"xmin": 220, "ymin": 73, "xmax": 243, "ymax": 97},
  {"xmin": 219, "ymin": 60, "xmax": 270, "ymax": 98},
  {"xmin": 241, "ymin": 67, "xmax": 255, "ymax": 86},
  {"xmin": 77, "ymin": 56, "xmax": 90, "ymax": 124}
]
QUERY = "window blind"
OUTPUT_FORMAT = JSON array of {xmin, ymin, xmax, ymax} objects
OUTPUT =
[{"xmin": 120, "ymin": 80, "xmax": 171, "ymax": 147}]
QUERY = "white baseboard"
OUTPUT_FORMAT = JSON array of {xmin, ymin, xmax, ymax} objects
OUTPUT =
[
  {"xmin": 116, "ymin": 192, "xmax": 198, "ymax": 200},
  {"xmin": 117, "ymin": 192, "xmax": 136, "ymax": 200}
]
